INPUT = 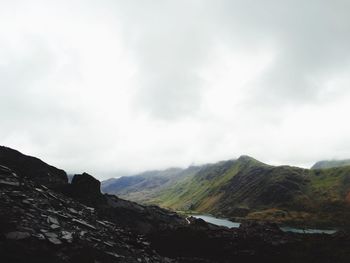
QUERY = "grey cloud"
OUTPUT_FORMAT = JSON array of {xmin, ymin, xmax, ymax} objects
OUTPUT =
[
  {"xmin": 1, "ymin": 0, "xmax": 350, "ymax": 178},
  {"xmin": 115, "ymin": 0, "xmax": 350, "ymax": 116},
  {"xmin": 214, "ymin": 0, "xmax": 350, "ymax": 104},
  {"xmin": 113, "ymin": 1, "xmax": 216, "ymax": 119}
]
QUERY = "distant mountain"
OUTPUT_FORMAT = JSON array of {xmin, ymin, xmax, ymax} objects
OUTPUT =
[
  {"xmin": 103, "ymin": 155, "xmax": 350, "ymax": 227},
  {"xmin": 311, "ymin": 159, "xmax": 350, "ymax": 169},
  {"xmin": 101, "ymin": 167, "xmax": 202, "ymax": 203},
  {"xmin": 100, "ymin": 177, "xmax": 118, "ymax": 189}
]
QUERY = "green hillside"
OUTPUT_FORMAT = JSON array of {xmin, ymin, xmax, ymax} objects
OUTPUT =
[{"xmin": 103, "ymin": 156, "xmax": 350, "ymax": 227}]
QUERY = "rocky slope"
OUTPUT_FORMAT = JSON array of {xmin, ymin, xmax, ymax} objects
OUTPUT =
[
  {"xmin": 104, "ymin": 156, "xmax": 350, "ymax": 227},
  {"xmin": 0, "ymin": 146, "xmax": 67, "ymax": 188},
  {"xmin": 0, "ymin": 165, "xmax": 175, "ymax": 263},
  {"xmin": 0, "ymin": 147, "xmax": 184, "ymax": 262}
]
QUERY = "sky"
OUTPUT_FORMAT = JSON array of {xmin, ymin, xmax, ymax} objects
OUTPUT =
[{"xmin": 1, "ymin": 0, "xmax": 350, "ymax": 179}]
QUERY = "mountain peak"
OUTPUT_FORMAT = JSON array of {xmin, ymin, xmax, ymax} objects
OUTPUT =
[{"xmin": 237, "ymin": 155, "xmax": 262, "ymax": 165}]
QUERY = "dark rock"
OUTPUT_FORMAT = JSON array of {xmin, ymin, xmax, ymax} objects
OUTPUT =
[
  {"xmin": 44, "ymin": 232, "xmax": 58, "ymax": 238},
  {"xmin": 61, "ymin": 231, "xmax": 73, "ymax": 242},
  {"xmin": 71, "ymin": 173, "xmax": 101, "ymax": 196},
  {"xmin": 230, "ymin": 207, "xmax": 250, "ymax": 217},
  {"xmin": 0, "ymin": 165, "xmax": 173, "ymax": 262},
  {"xmin": 238, "ymin": 221, "xmax": 282, "ymax": 234},
  {"xmin": 0, "ymin": 146, "xmax": 68, "ymax": 188},
  {"xmin": 100, "ymin": 194, "xmax": 186, "ymax": 234},
  {"xmin": 72, "ymin": 219, "xmax": 96, "ymax": 230},
  {"xmin": 50, "ymin": 224, "xmax": 60, "ymax": 230},
  {"xmin": 47, "ymin": 216, "xmax": 59, "ymax": 225},
  {"xmin": 48, "ymin": 237, "xmax": 62, "ymax": 245},
  {"xmin": 67, "ymin": 173, "xmax": 106, "ymax": 207},
  {"xmin": 0, "ymin": 179, "xmax": 20, "ymax": 187},
  {"xmin": 67, "ymin": 208, "xmax": 79, "ymax": 214},
  {"xmin": 105, "ymin": 251, "xmax": 123, "ymax": 258},
  {"xmin": 186, "ymin": 217, "xmax": 208, "ymax": 228},
  {"xmin": 5, "ymin": 231, "xmax": 31, "ymax": 240}
]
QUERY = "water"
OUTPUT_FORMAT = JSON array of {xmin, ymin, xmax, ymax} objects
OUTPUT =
[
  {"xmin": 280, "ymin": 226, "xmax": 337, "ymax": 234},
  {"xmin": 192, "ymin": 214, "xmax": 337, "ymax": 234},
  {"xmin": 193, "ymin": 215, "xmax": 240, "ymax": 228}
]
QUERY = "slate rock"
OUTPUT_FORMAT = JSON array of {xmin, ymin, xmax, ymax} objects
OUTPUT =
[
  {"xmin": 48, "ymin": 237, "xmax": 62, "ymax": 245},
  {"xmin": 47, "ymin": 216, "xmax": 59, "ymax": 225}
]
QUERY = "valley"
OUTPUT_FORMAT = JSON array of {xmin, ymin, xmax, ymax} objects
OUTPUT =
[{"xmin": 103, "ymin": 156, "xmax": 350, "ymax": 228}]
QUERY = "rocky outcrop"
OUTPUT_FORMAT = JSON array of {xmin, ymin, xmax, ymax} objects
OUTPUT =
[
  {"xmin": 69, "ymin": 173, "xmax": 106, "ymax": 207},
  {"xmin": 71, "ymin": 173, "xmax": 101, "ymax": 195},
  {"xmin": 57, "ymin": 173, "xmax": 186, "ymax": 234},
  {"xmin": 0, "ymin": 146, "xmax": 67, "ymax": 188},
  {"xmin": 0, "ymin": 165, "xmax": 175, "ymax": 263}
]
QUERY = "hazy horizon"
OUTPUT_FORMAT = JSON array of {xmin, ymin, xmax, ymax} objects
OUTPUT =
[
  {"xmin": 1, "ymin": 1, "xmax": 350, "ymax": 180},
  {"xmin": 3, "ymin": 144, "xmax": 349, "ymax": 180}
]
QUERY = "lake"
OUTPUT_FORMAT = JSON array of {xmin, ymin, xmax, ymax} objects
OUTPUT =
[
  {"xmin": 192, "ymin": 214, "xmax": 337, "ymax": 234},
  {"xmin": 279, "ymin": 226, "xmax": 337, "ymax": 234},
  {"xmin": 193, "ymin": 215, "xmax": 240, "ymax": 228}
]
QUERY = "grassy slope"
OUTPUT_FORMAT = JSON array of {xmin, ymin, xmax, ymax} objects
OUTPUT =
[
  {"xmin": 104, "ymin": 156, "xmax": 350, "ymax": 226},
  {"xmin": 149, "ymin": 157, "xmax": 260, "ymax": 210},
  {"xmin": 149, "ymin": 158, "xmax": 350, "ymax": 227},
  {"xmin": 245, "ymin": 166, "xmax": 350, "ymax": 226}
]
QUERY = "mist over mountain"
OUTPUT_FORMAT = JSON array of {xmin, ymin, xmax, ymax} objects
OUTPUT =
[{"xmin": 311, "ymin": 159, "xmax": 350, "ymax": 170}]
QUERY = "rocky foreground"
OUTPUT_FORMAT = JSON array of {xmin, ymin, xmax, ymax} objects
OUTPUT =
[
  {"xmin": 1, "ymin": 146, "xmax": 350, "ymax": 263},
  {"xmin": 0, "ymin": 165, "xmax": 178, "ymax": 263}
]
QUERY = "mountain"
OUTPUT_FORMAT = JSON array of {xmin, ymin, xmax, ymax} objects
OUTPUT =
[
  {"xmin": 104, "ymin": 155, "xmax": 350, "ymax": 227},
  {"xmin": 0, "ymin": 146, "xmax": 67, "ymax": 188},
  {"xmin": 311, "ymin": 159, "xmax": 350, "ymax": 169}
]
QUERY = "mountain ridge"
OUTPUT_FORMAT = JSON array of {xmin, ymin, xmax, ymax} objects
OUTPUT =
[{"xmin": 103, "ymin": 155, "xmax": 350, "ymax": 227}]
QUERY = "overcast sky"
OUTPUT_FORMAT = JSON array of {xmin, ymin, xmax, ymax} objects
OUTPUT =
[{"xmin": 1, "ymin": 0, "xmax": 350, "ymax": 179}]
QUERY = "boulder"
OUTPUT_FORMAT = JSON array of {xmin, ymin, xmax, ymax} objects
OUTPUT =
[
  {"xmin": 71, "ymin": 173, "xmax": 101, "ymax": 196},
  {"xmin": 70, "ymin": 173, "xmax": 106, "ymax": 206}
]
